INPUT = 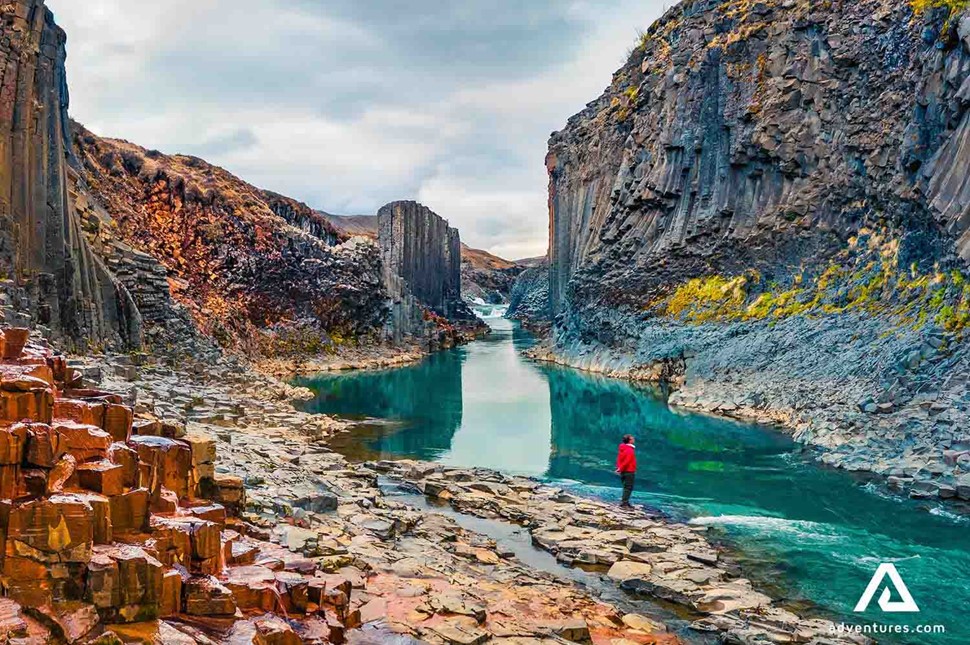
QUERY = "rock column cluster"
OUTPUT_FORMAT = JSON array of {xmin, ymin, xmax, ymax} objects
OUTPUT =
[
  {"xmin": 0, "ymin": 1, "xmax": 139, "ymax": 349},
  {"xmin": 378, "ymin": 201, "xmax": 482, "ymax": 345},
  {"xmin": 0, "ymin": 327, "xmax": 362, "ymax": 643}
]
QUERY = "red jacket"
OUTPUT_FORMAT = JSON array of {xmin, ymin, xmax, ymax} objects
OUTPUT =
[{"xmin": 616, "ymin": 443, "xmax": 636, "ymax": 473}]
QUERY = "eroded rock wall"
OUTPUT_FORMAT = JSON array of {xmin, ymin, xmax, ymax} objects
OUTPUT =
[
  {"xmin": 0, "ymin": 1, "xmax": 139, "ymax": 349},
  {"xmin": 541, "ymin": 0, "xmax": 970, "ymax": 495},
  {"xmin": 72, "ymin": 126, "xmax": 387, "ymax": 353},
  {"xmin": 378, "ymin": 201, "xmax": 462, "ymax": 316},
  {"xmin": 549, "ymin": 0, "xmax": 970, "ymax": 320}
]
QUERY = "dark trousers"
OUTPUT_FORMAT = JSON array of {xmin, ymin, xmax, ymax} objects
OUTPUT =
[{"xmin": 620, "ymin": 471, "xmax": 635, "ymax": 504}]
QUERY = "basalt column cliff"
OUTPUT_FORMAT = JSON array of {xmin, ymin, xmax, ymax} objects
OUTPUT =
[
  {"xmin": 532, "ymin": 0, "xmax": 970, "ymax": 497},
  {"xmin": 0, "ymin": 1, "xmax": 139, "ymax": 349},
  {"xmin": 378, "ymin": 201, "xmax": 481, "ymax": 344}
]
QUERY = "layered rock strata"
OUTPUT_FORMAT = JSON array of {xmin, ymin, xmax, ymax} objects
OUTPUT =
[
  {"xmin": 0, "ymin": 1, "xmax": 140, "ymax": 349},
  {"xmin": 537, "ymin": 0, "xmax": 970, "ymax": 499}
]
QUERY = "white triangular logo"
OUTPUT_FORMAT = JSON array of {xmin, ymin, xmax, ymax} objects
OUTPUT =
[{"xmin": 854, "ymin": 563, "xmax": 919, "ymax": 613}]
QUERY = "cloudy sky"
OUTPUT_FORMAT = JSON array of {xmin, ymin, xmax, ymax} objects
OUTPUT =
[{"xmin": 48, "ymin": 0, "xmax": 667, "ymax": 260}]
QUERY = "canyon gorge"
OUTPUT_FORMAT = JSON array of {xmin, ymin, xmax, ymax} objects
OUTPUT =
[
  {"xmin": 2, "ymin": 0, "xmax": 970, "ymax": 643},
  {"xmin": 519, "ymin": 0, "xmax": 970, "ymax": 505}
]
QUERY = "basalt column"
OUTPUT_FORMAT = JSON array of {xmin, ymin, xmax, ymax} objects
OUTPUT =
[
  {"xmin": 378, "ymin": 201, "xmax": 464, "ymax": 340},
  {"xmin": 0, "ymin": 1, "xmax": 140, "ymax": 348}
]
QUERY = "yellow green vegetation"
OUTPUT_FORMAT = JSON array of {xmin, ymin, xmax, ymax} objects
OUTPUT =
[
  {"xmin": 613, "ymin": 86, "xmax": 642, "ymax": 122},
  {"xmin": 910, "ymin": 0, "xmax": 970, "ymax": 15},
  {"xmin": 656, "ymin": 259, "xmax": 970, "ymax": 334}
]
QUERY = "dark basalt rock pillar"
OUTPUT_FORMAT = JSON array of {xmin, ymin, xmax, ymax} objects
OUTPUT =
[
  {"xmin": 0, "ymin": 1, "xmax": 140, "ymax": 349},
  {"xmin": 378, "ymin": 201, "xmax": 466, "ymax": 341}
]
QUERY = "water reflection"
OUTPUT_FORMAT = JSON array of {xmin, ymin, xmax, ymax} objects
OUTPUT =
[{"xmin": 297, "ymin": 319, "xmax": 970, "ymax": 644}]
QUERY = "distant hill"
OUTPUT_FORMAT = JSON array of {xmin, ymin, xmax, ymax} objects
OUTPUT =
[{"xmin": 318, "ymin": 212, "xmax": 378, "ymax": 239}]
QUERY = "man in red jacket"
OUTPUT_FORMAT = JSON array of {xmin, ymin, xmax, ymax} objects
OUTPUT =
[{"xmin": 615, "ymin": 434, "xmax": 637, "ymax": 508}]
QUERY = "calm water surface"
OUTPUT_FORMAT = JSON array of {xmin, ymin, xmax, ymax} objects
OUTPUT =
[{"xmin": 297, "ymin": 317, "xmax": 969, "ymax": 644}]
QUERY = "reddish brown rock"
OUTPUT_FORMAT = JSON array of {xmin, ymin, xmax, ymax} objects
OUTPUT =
[
  {"xmin": 0, "ymin": 367, "xmax": 51, "ymax": 393},
  {"xmin": 0, "ymin": 598, "xmax": 28, "ymax": 640},
  {"xmin": 107, "ymin": 443, "xmax": 139, "ymax": 489},
  {"xmin": 274, "ymin": 571, "xmax": 309, "ymax": 614},
  {"xmin": 22, "ymin": 469, "xmax": 48, "ymax": 497},
  {"xmin": 225, "ymin": 613, "xmax": 302, "ymax": 645},
  {"xmin": 53, "ymin": 422, "xmax": 112, "ymax": 462},
  {"xmin": 208, "ymin": 474, "xmax": 245, "ymax": 515},
  {"xmin": 185, "ymin": 503, "xmax": 226, "ymax": 526},
  {"xmin": 0, "ymin": 423, "xmax": 27, "ymax": 464},
  {"xmin": 151, "ymin": 487, "xmax": 179, "ymax": 514},
  {"xmin": 85, "ymin": 545, "xmax": 164, "ymax": 623},
  {"xmin": 109, "ymin": 488, "xmax": 150, "ymax": 533},
  {"xmin": 227, "ymin": 539, "xmax": 261, "ymax": 567},
  {"xmin": 224, "ymin": 565, "xmax": 279, "ymax": 612},
  {"xmin": 1, "ymin": 330, "xmax": 29, "ymax": 361},
  {"xmin": 0, "ymin": 464, "xmax": 24, "ymax": 500},
  {"xmin": 24, "ymin": 423, "xmax": 58, "ymax": 468},
  {"xmin": 77, "ymin": 460, "xmax": 125, "ymax": 497},
  {"xmin": 130, "ymin": 419, "xmax": 162, "ymax": 437},
  {"xmin": 5, "ymin": 494, "xmax": 94, "ymax": 558},
  {"xmin": 129, "ymin": 436, "xmax": 191, "ymax": 499},
  {"xmin": 160, "ymin": 568, "xmax": 182, "ymax": 617},
  {"xmin": 72, "ymin": 493, "xmax": 112, "ymax": 545},
  {"xmin": 30, "ymin": 601, "xmax": 100, "ymax": 644},
  {"xmin": 151, "ymin": 516, "xmax": 221, "ymax": 574},
  {"xmin": 0, "ymin": 390, "xmax": 54, "ymax": 424},
  {"xmin": 102, "ymin": 405, "xmax": 132, "ymax": 443},
  {"xmin": 2, "ymin": 495, "xmax": 95, "ymax": 605},
  {"xmin": 47, "ymin": 454, "xmax": 79, "ymax": 494},
  {"xmin": 53, "ymin": 400, "xmax": 105, "ymax": 428},
  {"xmin": 183, "ymin": 576, "xmax": 237, "ymax": 616}
]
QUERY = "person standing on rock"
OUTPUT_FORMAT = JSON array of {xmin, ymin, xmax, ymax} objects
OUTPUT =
[{"xmin": 615, "ymin": 434, "xmax": 637, "ymax": 508}]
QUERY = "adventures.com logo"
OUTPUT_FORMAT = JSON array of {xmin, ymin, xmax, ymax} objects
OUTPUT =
[{"xmin": 830, "ymin": 563, "xmax": 946, "ymax": 638}]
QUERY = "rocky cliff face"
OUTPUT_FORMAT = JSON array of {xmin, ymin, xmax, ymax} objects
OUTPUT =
[
  {"xmin": 321, "ymin": 212, "xmax": 522, "ymax": 305},
  {"xmin": 378, "ymin": 201, "xmax": 462, "ymax": 315},
  {"xmin": 72, "ymin": 127, "xmax": 387, "ymax": 353},
  {"xmin": 507, "ymin": 258, "xmax": 550, "ymax": 326},
  {"xmin": 542, "ymin": 0, "xmax": 970, "ymax": 497},
  {"xmin": 0, "ymin": 1, "xmax": 140, "ymax": 349},
  {"xmin": 377, "ymin": 201, "xmax": 479, "ymax": 346}
]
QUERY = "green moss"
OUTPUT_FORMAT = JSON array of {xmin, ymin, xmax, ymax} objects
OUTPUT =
[{"xmin": 655, "ymin": 253, "xmax": 970, "ymax": 336}]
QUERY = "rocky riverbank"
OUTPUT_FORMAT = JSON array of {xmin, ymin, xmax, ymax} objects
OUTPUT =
[
  {"xmin": 252, "ymin": 344, "xmax": 429, "ymax": 379},
  {"xmin": 524, "ymin": 310, "xmax": 970, "ymax": 511},
  {"xmin": 59, "ymin": 342, "xmax": 871, "ymax": 644}
]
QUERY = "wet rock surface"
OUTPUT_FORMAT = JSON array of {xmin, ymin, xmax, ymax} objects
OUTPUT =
[{"xmin": 378, "ymin": 461, "xmax": 866, "ymax": 645}]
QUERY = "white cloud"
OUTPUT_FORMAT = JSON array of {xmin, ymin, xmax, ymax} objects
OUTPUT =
[{"xmin": 47, "ymin": 0, "xmax": 666, "ymax": 258}]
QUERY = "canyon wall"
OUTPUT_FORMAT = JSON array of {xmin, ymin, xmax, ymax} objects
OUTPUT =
[
  {"xmin": 0, "ymin": 1, "xmax": 140, "ymax": 349},
  {"xmin": 540, "ymin": 0, "xmax": 970, "ymax": 496},
  {"xmin": 72, "ymin": 126, "xmax": 388, "ymax": 354},
  {"xmin": 378, "ymin": 201, "xmax": 462, "ymax": 316}
]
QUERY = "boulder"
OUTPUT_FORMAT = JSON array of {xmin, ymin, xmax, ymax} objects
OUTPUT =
[
  {"xmin": 183, "ymin": 576, "xmax": 237, "ymax": 616},
  {"xmin": 85, "ymin": 544, "xmax": 164, "ymax": 623}
]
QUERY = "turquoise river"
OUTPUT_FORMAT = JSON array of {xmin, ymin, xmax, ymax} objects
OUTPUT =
[{"xmin": 296, "ymin": 317, "xmax": 969, "ymax": 645}]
